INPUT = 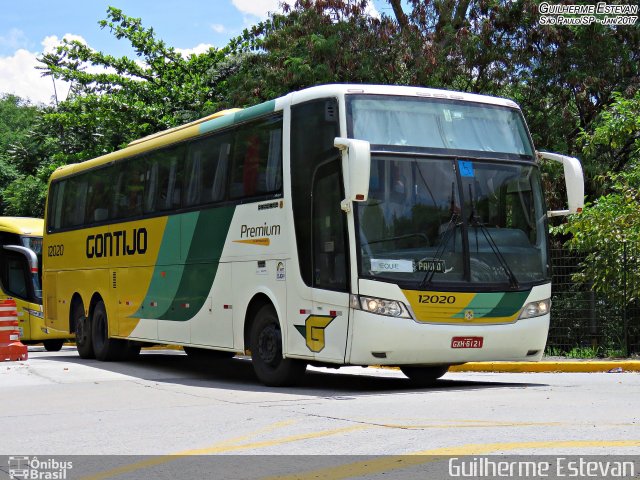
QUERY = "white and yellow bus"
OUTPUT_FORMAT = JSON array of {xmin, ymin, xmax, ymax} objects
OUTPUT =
[
  {"xmin": 0, "ymin": 217, "xmax": 70, "ymax": 351},
  {"xmin": 43, "ymin": 84, "xmax": 583, "ymax": 386}
]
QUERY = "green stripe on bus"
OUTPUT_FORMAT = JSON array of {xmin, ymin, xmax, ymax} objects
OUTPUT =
[
  {"xmin": 485, "ymin": 290, "xmax": 530, "ymax": 318},
  {"xmin": 234, "ymin": 100, "xmax": 276, "ymax": 123},
  {"xmin": 131, "ymin": 207, "xmax": 235, "ymax": 321},
  {"xmin": 131, "ymin": 214, "xmax": 195, "ymax": 319},
  {"xmin": 452, "ymin": 290, "xmax": 529, "ymax": 319},
  {"xmin": 199, "ymin": 113, "xmax": 237, "ymax": 135},
  {"xmin": 199, "ymin": 100, "xmax": 276, "ymax": 136},
  {"xmin": 158, "ymin": 205, "xmax": 235, "ymax": 321}
]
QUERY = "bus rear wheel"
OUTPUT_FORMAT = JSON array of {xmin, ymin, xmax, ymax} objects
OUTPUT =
[
  {"xmin": 250, "ymin": 304, "xmax": 306, "ymax": 387},
  {"xmin": 43, "ymin": 339, "xmax": 64, "ymax": 352},
  {"xmin": 74, "ymin": 303, "xmax": 95, "ymax": 359},
  {"xmin": 400, "ymin": 365, "xmax": 449, "ymax": 387},
  {"xmin": 91, "ymin": 300, "xmax": 137, "ymax": 361}
]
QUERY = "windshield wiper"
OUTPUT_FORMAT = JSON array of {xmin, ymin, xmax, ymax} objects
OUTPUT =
[
  {"xmin": 467, "ymin": 184, "xmax": 519, "ymax": 289},
  {"xmin": 419, "ymin": 212, "xmax": 459, "ymax": 289}
]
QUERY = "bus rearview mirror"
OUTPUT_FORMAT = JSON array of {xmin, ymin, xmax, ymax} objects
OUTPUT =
[
  {"xmin": 334, "ymin": 137, "xmax": 371, "ymax": 208},
  {"xmin": 537, "ymin": 151, "xmax": 584, "ymax": 217}
]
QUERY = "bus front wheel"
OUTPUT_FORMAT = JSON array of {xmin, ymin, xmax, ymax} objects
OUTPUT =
[
  {"xmin": 250, "ymin": 304, "xmax": 306, "ymax": 387},
  {"xmin": 74, "ymin": 303, "xmax": 95, "ymax": 359},
  {"xmin": 400, "ymin": 365, "xmax": 449, "ymax": 387}
]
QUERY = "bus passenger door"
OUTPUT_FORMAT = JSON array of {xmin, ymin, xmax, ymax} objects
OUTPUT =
[{"xmin": 309, "ymin": 159, "xmax": 350, "ymax": 363}]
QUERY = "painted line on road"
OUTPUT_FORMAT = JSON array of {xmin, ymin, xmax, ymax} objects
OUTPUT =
[
  {"xmin": 79, "ymin": 423, "xmax": 370, "ymax": 480},
  {"xmin": 262, "ymin": 439, "xmax": 640, "ymax": 480},
  {"xmin": 79, "ymin": 419, "xmax": 296, "ymax": 480}
]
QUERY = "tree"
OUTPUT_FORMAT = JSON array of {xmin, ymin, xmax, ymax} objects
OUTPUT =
[
  {"xmin": 220, "ymin": 0, "xmax": 402, "ymax": 107},
  {"xmin": 556, "ymin": 92, "xmax": 640, "ymax": 302},
  {"xmin": 2, "ymin": 7, "xmax": 233, "ymax": 216},
  {"xmin": 0, "ymin": 94, "xmax": 40, "ymax": 214},
  {"xmin": 38, "ymin": 7, "xmax": 229, "ymax": 160}
]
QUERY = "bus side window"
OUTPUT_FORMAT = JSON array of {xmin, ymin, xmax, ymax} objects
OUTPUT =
[
  {"xmin": 291, "ymin": 98, "xmax": 340, "ymax": 287},
  {"xmin": 48, "ymin": 180, "xmax": 66, "ymax": 231},
  {"xmin": 312, "ymin": 160, "xmax": 348, "ymax": 291},
  {"xmin": 112, "ymin": 160, "xmax": 147, "ymax": 219},
  {"xmin": 185, "ymin": 152, "xmax": 202, "ymax": 206},
  {"xmin": 145, "ymin": 159, "xmax": 159, "ymax": 213},
  {"xmin": 85, "ymin": 168, "xmax": 113, "ymax": 224},
  {"xmin": 61, "ymin": 175, "xmax": 88, "ymax": 228},
  {"xmin": 211, "ymin": 143, "xmax": 230, "ymax": 202},
  {"xmin": 147, "ymin": 146, "xmax": 184, "ymax": 213},
  {"xmin": 185, "ymin": 134, "xmax": 231, "ymax": 207},
  {"xmin": 127, "ymin": 166, "xmax": 146, "ymax": 217},
  {"xmin": 229, "ymin": 115, "xmax": 282, "ymax": 200}
]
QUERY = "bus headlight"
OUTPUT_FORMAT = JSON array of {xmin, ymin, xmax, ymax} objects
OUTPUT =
[
  {"xmin": 518, "ymin": 299, "xmax": 551, "ymax": 319},
  {"xmin": 350, "ymin": 295, "xmax": 412, "ymax": 319}
]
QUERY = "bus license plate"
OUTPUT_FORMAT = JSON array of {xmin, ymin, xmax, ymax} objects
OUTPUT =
[{"xmin": 451, "ymin": 336, "xmax": 483, "ymax": 348}]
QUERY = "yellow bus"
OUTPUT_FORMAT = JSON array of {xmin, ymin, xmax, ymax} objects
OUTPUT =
[
  {"xmin": 0, "ymin": 217, "xmax": 69, "ymax": 351},
  {"xmin": 43, "ymin": 84, "xmax": 584, "ymax": 386}
]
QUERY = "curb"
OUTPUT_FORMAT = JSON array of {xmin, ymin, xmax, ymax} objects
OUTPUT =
[{"xmin": 449, "ymin": 361, "xmax": 640, "ymax": 373}]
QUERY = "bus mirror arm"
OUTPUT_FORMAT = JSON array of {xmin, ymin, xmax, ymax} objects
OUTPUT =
[
  {"xmin": 537, "ymin": 151, "xmax": 585, "ymax": 217},
  {"xmin": 3, "ymin": 245, "xmax": 39, "ymax": 272},
  {"xmin": 334, "ymin": 137, "xmax": 371, "ymax": 209}
]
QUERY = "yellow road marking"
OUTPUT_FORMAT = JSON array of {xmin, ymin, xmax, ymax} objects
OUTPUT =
[
  {"xmin": 179, "ymin": 425, "xmax": 368, "ymax": 455},
  {"xmin": 264, "ymin": 440, "xmax": 640, "ymax": 480},
  {"xmin": 79, "ymin": 423, "xmax": 368, "ymax": 480}
]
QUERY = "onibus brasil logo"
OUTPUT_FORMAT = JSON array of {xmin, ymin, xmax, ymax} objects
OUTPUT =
[{"xmin": 8, "ymin": 456, "xmax": 72, "ymax": 480}]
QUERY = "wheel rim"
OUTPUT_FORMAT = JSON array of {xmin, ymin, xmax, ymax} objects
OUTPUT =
[{"xmin": 257, "ymin": 323, "xmax": 281, "ymax": 368}]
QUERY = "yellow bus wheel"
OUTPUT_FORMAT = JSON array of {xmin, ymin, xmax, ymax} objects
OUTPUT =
[
  {"xmin": 74, "ymin": 303, "xmax": 94, "ymax": 359},
  {"xmin": 91, "ymin": 300, "xmax": 127, "ymax": 361}
]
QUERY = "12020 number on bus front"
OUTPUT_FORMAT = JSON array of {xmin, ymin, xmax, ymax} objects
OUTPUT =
[{"xmin": 418, "ymin": 295, "xmax": 456, "ymax": 304}]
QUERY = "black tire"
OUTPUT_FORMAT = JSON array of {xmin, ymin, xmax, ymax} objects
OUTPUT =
[
  {"xmin": 400, "ymin": 365, "xmax": 449, "ymax": 387},
  {"xmin": 250, "ymin": 304, "xmax": 306, "ymax": 387},
  {"xmin": 43, "ymin": 339, "xmax": 65, "ymax": 352},
  {"xmin": 91, "ymin": 300, "xmax": 128, "ymax": 361},
  {"xmin": 183, "ymin": 346, "xmax": 235, "ymax": 359},
  {"xmin": 74, "ymin": 302, "xmax": 95, "ymax": 359}
]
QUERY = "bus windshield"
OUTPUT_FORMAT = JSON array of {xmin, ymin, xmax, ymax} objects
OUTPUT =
[
  {"xmin": 347, "ymin": 95, "xmax": 533, "ymax": 158},
  {"xmin": 355, "ymin": 155, "xmax": 549, "ymax": 288}
]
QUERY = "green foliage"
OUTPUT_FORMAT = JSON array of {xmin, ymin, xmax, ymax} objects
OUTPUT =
[
  {"xmin": 221, "ymin": 0, "xmax": 402, "ymax": 106},
  {"xmin": 0, "ymin": 94, "xmax": 39, "ymax": 153},
  {"xmin": 1, "ymin": 0, "xmax": 639, "ymax": 229},
  {"xmin": 556, "ymin": 166, "xmax": 640, "ymax": 303},
  {"xmin": 554, "ymin": 92, "xmax": 640, "ymax": 303},
  {"xmin": 38, "ymin": 7, "xmax": 227, "ymax": 155},
  {"xmin": 0, "ymin": 94, "xmax": 41, "ymax": 211},
  {"xmin": 579, "ymin": 90, "xmax": 640, "ymax": 186},
  {"xmin": 1, "ymin": 169, "xmax": 50, "ymax": 217}
]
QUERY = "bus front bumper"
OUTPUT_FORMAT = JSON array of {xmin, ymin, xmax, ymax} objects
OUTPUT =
[{"xmin": 347, "ymin": 310, "xmax": 549, "ymax": 366}]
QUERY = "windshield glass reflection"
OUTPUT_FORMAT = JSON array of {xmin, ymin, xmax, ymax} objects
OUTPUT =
[{"xmin": 356, "ymin": 156, "xmax": 549, "ymax": 288}]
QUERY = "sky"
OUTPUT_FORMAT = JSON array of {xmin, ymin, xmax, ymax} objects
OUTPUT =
[{"xmin": 0, "ymin": 0, "xmax": 389, "ymax": 105}]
